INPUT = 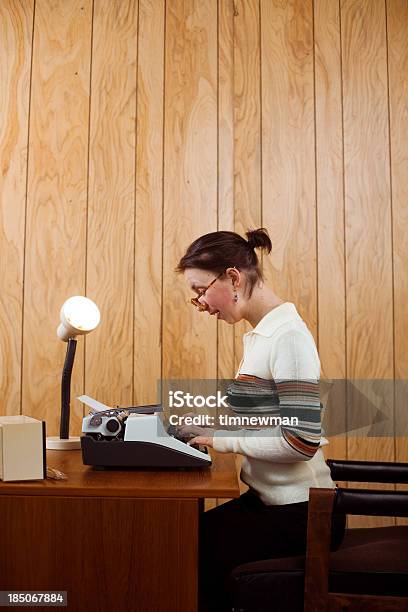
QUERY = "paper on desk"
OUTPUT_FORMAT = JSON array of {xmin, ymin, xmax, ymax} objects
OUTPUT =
[{"xmin": 77, "ymin": 395, "xmax": 111, "ymax": 412}]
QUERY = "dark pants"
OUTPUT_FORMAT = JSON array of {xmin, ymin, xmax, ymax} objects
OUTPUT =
[{"xmin": 198, "ymin": 488, "xmax": 346, "ymax": 612}]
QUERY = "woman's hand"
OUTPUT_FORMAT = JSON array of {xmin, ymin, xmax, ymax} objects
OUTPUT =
[
  {"xmin": 177, "ymin": 423, "xmax": 215, "ymax": 440},
  {"xmin": 187, "ymin": 433, "xmax": 214, "ymax": 448},
  {"xmin": 176, "ymin": 412, "xmax": 215, "ymax": 448}
]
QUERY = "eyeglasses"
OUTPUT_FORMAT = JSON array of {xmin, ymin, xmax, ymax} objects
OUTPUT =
[{"xmin": 190, "ymin": 270, "xmax": 225, "ymax": 311}]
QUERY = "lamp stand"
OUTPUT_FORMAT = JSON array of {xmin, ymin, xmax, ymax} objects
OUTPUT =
[{"xmin": 46, "ymin": 338, "xmax": 81, "ymax": 450}]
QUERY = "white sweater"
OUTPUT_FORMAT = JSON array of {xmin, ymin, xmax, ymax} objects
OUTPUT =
[{"xmin": 213, "ymin": 302, "xmax": 335, "ymax": 505}]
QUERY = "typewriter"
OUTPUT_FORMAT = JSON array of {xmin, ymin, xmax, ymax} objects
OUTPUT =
[{"xmin": 78, "ymin": 395, "xmax": 212, "ymax": 469}]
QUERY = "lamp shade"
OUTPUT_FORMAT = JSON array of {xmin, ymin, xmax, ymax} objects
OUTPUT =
[{"xmin": 57, "ymin": 296, "xmax": 100, "ymax": 342}]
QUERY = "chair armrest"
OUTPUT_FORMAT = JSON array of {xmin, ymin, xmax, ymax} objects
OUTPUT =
[{"xmin": 327, "ymin": 458, "xmax": 408, "ymax": 483}]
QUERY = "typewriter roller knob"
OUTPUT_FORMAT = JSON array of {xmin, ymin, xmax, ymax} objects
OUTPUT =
[
  {"xmin": 106, "ymin": 418, "xmax": 120, "ymax": 433},
  {"xmin": 89, "ymin": 414, "xmax": 102, "ymax": 427}
]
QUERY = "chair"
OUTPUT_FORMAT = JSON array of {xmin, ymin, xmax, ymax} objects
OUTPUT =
[{"xmin": 228, "ymin": 459, "xmax": 408, "ymax": 612}]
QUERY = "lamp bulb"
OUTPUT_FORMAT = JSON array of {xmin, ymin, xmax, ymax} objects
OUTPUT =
[{"xmin": 57, "ymin": 296, "xmax": 100, "ymax": 342}]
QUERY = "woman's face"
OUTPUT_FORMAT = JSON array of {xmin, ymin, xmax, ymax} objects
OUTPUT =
[{"xmin": 184, "ymin": 268, "xmax": 242, "ymax": 324}]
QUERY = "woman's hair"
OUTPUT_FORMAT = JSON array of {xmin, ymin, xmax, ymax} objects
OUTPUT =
[{"xmin": 175, "ymin": 228, "xmax": 272, "ymax": 298}]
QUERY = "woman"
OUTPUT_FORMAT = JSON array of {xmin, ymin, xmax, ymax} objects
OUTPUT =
[{"xmin": 175, "ymin": 228, "xmax": 345, "ymax": 612}]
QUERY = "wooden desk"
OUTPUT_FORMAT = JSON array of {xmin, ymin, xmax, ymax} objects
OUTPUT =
[{"xmin": 0, "ymin": 449, "xmax": 239, "ymax": 612}]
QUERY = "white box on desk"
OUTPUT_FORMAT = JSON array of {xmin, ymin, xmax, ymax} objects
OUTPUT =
[{"xmin": 0, "ymin": 415, "xmax": 46, "ymax": 481}]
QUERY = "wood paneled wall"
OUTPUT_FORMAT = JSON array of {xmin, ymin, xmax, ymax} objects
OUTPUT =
[{"xmin": 1, "ymin": 0, "xmax": 407, "ymax": 521}]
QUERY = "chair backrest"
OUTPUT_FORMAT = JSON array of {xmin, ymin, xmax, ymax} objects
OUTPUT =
[{"xmin": 327, "ymin": 459, "xmax": 408, "ymax": 484}]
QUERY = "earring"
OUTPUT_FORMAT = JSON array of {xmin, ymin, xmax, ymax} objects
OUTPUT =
[{"xmin": 232, "ymin": 281, "xmax": 238, "ymax": 303}]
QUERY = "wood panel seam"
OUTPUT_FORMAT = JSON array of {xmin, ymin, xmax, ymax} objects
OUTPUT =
[{"xmin": 20, "ymin": 0, "xmax": 37, "ymax": 418}]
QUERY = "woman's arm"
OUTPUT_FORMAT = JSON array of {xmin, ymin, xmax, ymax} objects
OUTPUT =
[{"xmin": 192, "ymin": 329, "xmax": 324, "ymax": 462}]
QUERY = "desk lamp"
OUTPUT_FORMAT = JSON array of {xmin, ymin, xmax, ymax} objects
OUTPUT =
[{"xmin": 46, "ymin": 296, "xmax": 101, "ymax": 450}]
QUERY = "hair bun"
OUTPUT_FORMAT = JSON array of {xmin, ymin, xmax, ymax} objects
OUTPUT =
[{"xmin": 245, "ymin": 227, "xmax": 272, "ymax": 254}]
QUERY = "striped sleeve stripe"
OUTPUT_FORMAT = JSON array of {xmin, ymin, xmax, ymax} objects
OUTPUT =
[
  {"xmin": 227, "ymin": 374, "xmax": 279, "ymax": 412},
  {"xmin": 276, "ymin": 379, "xmax": 321, "ymax": 458},
  {"xmin": 282, "ymin": 430, "xmax": 320, "ymax": 458}
]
